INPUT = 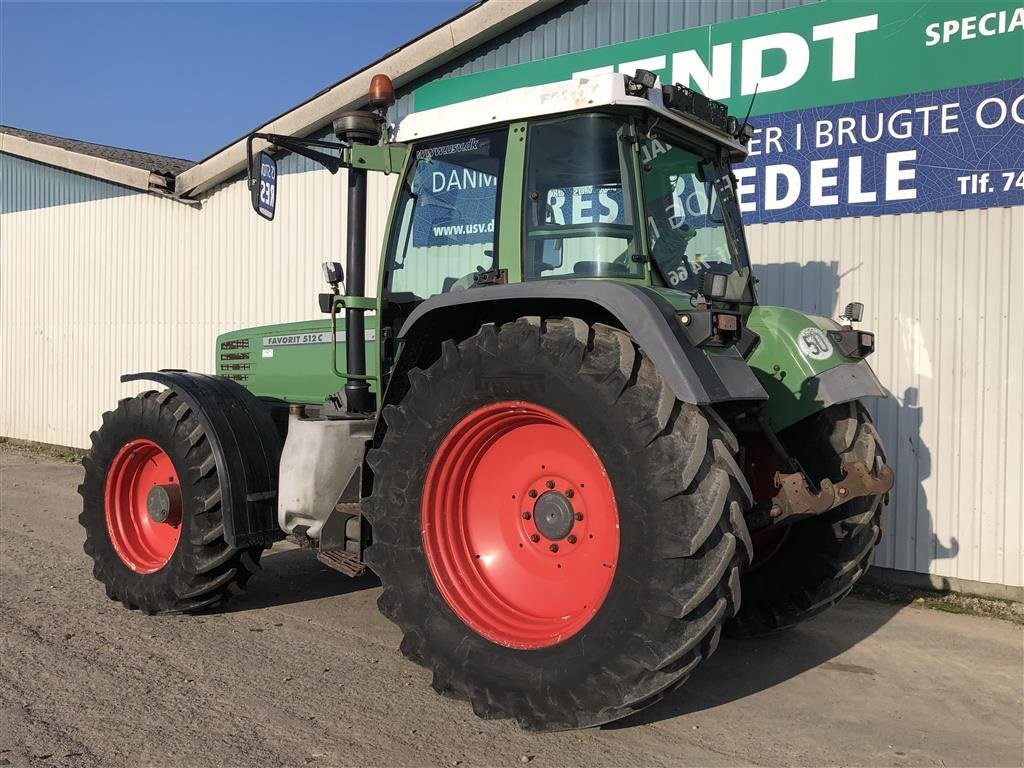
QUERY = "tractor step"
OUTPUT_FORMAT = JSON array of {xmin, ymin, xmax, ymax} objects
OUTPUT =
[{"xmin": 317, "ymin": 547, "xmax": 366, "ymax": 577}]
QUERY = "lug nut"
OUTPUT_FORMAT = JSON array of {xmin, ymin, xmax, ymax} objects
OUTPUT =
[
  {"xmin": 574, "ymin": 512, "xmax": 583, "ymax": 521},
  {"xmin": 545, "ymin": 480, "xmax": 555, "ymax": 489},
  {"xmin": 530, "ymin": 534, "xmax": 540, "ymax": 543},
  {"xmin": 522, "ymin": 511, "xmax": 531, "ymax": 520},
  {"xmin": 565, "ymin": 489, "xmax": 574, "ymax": 498},
  {"xmin": 567, "ymin": 535, "xmax": 577, "ymax": 544},
  {"xmin": 549, "ymin": 543, "xmax": 559, "ymax": 553},
  {"xmin": 528, "ymin": 489, "xmax": 538, "ymax": 498}
]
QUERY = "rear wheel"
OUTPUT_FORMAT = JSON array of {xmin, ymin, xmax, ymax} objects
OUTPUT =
[
  {"xmin": 78, "ymin": 390, "xmax": 262, "ymax": 613},
  {"xmin": 364, "ymin": 318, "xmax": 752, "ymax": 730},
  {"xmin": 728, "ymin": 401, "xmax": 886, "ymax": 636}
]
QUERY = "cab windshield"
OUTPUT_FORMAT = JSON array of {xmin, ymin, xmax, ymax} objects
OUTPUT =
[{"xmin": 640, "ymin": 134, "xmax": 752, "ymax": 302}]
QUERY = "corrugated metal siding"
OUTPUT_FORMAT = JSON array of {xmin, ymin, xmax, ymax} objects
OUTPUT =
[
  {"xmin": 395, "ymin": 0, "xmax": 818, "ymax": 116},
  {"xmin": 395, "ymin": 0, "xmax": 1022, "ymax": 586},
  {"xmin": 746, "ymin": 207, "xmax": 1024, "ymax": 589},
  {"xmin": 1, "ymin": 162, "xmax": 395, "ymax": 445},
  {"xmin": 1, "ymin": 152, "xmax": 138, "ymax": 213}
]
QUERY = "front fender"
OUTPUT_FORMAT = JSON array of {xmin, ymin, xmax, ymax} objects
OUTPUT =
[
  {"xmin": 121, "ymin": 370, "xmax": 284, "ymax": 548},
  {"xmin": 394, "ymin": 280, "xmax": 767, "ymax": 406},
  {"xmin": 745, "ymin": 306, "xmax": 887, "ymax": 430}
]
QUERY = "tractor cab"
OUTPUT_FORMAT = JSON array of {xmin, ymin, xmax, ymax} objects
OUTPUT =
[
  {"xmin": 378, "ymin": 71, "xmax": 759, "ymax": 327},
  {"xmin": 241, "ymin": 70, "xmax": 765, "ymax": 412},
  {"xmin": 385, "ymin": 106, "xmax": 754, "ymax": 302}
]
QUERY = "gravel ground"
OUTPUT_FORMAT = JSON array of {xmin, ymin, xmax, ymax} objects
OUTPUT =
[{"xmin": 2, "ymin": 449, "xmax": 1022, "ymax": 768}]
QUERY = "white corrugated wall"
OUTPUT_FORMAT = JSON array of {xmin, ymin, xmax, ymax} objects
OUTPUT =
[
  {"xmin": 2, "ymin": 164, "xmax": 1021, "ymax": 588},
  {"xmin": 746, "ymin": 208, "xmax": 1024, "ymax": 590},
  {"xmin": 1, "ymin": 166, "xmax": 395, "ymax": 444}
]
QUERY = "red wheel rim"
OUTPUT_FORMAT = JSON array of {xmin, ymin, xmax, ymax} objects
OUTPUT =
[
  {"xmin": 422, "ymin": 401, "xmax": 620, "ymax": 650},
  {"xmin": 745, "ymin": 525, "xmax": 791, "ymax": 574},
  {"xmin": 104, "ymin": 438, "xmax": 182, "ymax": 573},
  {"xmin": 739, "ymin": 433, "xmax": 791, "ymax": 574}
]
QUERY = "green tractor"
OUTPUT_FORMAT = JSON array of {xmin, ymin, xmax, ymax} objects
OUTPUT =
[{"xmin": 79, "ymin": 70, "xmax": 893, "ymax": 730}]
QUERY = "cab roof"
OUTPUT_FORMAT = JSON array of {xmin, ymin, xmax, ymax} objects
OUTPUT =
[{"xmin": 394, "ymin": 72, "xmax": 748, "ymax": 158}]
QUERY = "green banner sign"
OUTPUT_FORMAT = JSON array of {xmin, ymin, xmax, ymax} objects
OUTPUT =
[{"xmin": 415, "ymin": 0, "xmax": 1024, "ymax": 115}]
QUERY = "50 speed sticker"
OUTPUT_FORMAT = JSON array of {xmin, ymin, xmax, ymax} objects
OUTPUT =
[{"xmin": 797, "ymin": 328, "xmax": 834, "ymax": 361}]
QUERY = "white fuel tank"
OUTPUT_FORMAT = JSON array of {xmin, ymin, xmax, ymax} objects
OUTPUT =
[{"xmin": 276, "ymin": 413, "xmax": 373, "ymax": 540}]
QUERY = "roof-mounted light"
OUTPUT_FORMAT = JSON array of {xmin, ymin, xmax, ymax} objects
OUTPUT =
[
  {"xmin": 661, "ymin": 84, "xmax": 730, "ymax": 133},
  {"xmin": 368, "ymin": 74, "xmax": 395, "ymax": 110},
  {"xmin": 625, "ymin": 69, "xmax": 658, "ymax": 97}
]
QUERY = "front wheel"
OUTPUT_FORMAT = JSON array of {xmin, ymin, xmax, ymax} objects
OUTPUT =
[
  {"xmin": 364, "ymin": 318, "xmax": 752, "ymax": 730},
  {"xmin": 728, "ymin": 401, "xmax": 887, "ymax": 637},
  {"xmin": 78, "ymin": 390, "xmax": 262, "ymax": 613}
]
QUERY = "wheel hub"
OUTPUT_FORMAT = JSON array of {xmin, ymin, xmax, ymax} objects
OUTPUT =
[
  {"xmin": 146, "ymin": 483, "xmax": 181, "ymax": 525},
  {"xmin": 533, "ymin": 491, "xmax": 575, "ymax": 540}
]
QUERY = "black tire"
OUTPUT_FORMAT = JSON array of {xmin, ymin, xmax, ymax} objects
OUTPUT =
[
  {"xmin": 78, "ymin": 389, "xmax": 262, "ymax": 613},
  {"xmin": 728, "ymin": 401, "xmax": 887, "ymax": 637},
  {"xmin": 363, "ymin": 317, "xmax": 752, "ymax": 730}
]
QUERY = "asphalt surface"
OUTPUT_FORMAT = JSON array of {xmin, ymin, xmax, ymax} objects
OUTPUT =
[{"xmin": 2, "ymin": 449, "xmax": 1022, "ymax": 768}]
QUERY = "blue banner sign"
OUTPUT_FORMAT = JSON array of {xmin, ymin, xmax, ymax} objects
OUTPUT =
[
  {"xmin": 735, "ymin": 79, "xmax": 1024, "ymax": 224},
  {"xmin": 411, "ymin": 157, "xmax": 497, "ymax": 247},
  {"xmin": 544, "ymin": 187, "xmax": 624, "ymax": 225}
]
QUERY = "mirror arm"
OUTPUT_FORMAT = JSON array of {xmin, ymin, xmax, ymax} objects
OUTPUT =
[
  {"xmin": 246, "ymin": 132, "xmax": 349, "ymax": 177},
  {"xmin": 245, "ymin": 133, "xmax": 258, "ymax": 190}
]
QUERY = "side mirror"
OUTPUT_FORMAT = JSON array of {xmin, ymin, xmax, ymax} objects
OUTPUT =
[{"xmin": 250, "ymin": 151, "xmax": 277, "ymax": 220}]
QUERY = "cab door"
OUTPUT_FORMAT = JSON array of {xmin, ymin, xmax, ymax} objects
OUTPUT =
[{"xmin": 381, "ymin": 129, "xmax": 510, "ymax": 302}]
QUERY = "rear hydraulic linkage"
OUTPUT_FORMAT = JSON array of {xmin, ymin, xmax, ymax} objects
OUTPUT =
[
  {"xmin": 769, "ymin": 458, "xmax": 894, "ymax": 522},
  {"xmin": 744, "ymin": 413, "xmax": 894, "ymax": 531}
]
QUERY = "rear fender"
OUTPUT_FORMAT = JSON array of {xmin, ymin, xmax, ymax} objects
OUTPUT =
[
  {"xmin": 121, "ymin": 370, "xmax": 284, "ymax": 548},
  {"xmin": 386, "ymin": 280, "xmax": 767, "ymax": 413}
]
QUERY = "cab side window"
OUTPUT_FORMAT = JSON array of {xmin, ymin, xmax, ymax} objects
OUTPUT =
[
  {"xmin": 522, "ymin": 115, "xmax": 642, "ymax": 280},
  {"xmin": 384, "ymin": 130, "xmax": 507, "ymax": 299}
]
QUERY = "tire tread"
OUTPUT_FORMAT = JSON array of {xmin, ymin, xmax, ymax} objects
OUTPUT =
[
  {"xmin": 729, "ymin": 402, "xmax": 887, "ymax": 637},
  {"xmin": 365, "ymin": 316, "xmax": 752, "ymax": 730},
  {"xmin": 79, "ymin": 390, "xmax": 262, "ymax": 614}
]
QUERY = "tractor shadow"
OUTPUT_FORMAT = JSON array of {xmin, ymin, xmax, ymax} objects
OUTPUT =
[
  {"xmin": 754, "ymin": 259, "xmax": 957, "ymax": 575},
  {"xmin": 607, "ymin": 595, "xmax": 911, "ymax": 729},
  {"xmin": 218, "ymin": 544, "xmax": 380, "ymax": 612}
]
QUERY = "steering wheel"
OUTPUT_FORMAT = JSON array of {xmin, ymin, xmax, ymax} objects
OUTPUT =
[{"xmin": 443, "ymin": 249, "xmax": 498, "ymax": 293}]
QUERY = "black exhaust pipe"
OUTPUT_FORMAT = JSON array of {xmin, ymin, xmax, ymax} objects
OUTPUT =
[
  {"xmin": 334, "ymin": 108, "xmax": 390, "ymax": 415},
  {"xmin": 343, "ymin": 165, "xmax": 373, "ymax": 414}
]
